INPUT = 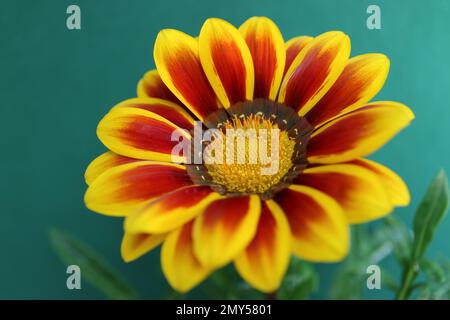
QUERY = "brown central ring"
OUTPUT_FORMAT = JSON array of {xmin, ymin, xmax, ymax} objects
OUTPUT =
[{"xmin": 186, "ymin": 98, "xmax": 313, "ymax": 200}]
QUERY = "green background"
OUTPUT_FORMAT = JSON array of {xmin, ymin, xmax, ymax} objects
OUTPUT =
[{"xmin": 1, "ymin": 0, "xmax": 449, "ymax": 299}]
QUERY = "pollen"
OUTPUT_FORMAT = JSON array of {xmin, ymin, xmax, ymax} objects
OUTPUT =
[{"xmin": 204, "ymin": 114, "xmax": 296, "ymax": 194}]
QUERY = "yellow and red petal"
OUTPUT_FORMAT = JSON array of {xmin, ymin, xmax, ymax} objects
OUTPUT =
[
  {"xmin": 161, "ymin": 221, "xmax": 212, "ymax": 293},
  {"xmin": 97, "ymin": 107, "xmax": 190, "ymax": 162},
  {"xmin": 305, "ymin": 54, "xmax": 390, "ymax": 127},
  {"xmin": 234, "ymin": 200, "xmax": 291, "ymax": 293},
  {"xmin": 199, "ymin": 18, "xmax": 254, "ymax": 107},
  {"xmin": 121, "ymin": 232, "xmax": 166, "ymax": 262},
  {"xmin": 278, "ymin": 31, "xmax": 350, "ymax": 115},
  {"xmin": 111, "ymin": 97, "xmax": 195, "ymax": 130},
  {"xmin": 295, "ymin": 164, "xmax": 392, "ymax": 224},
  {"xmin": 239, "ymin": 17, "xmax": 285, "ymax": 100},
  {"xmin": 154, "ymin": 29, "xmax": 219, "ymax": 120},
  {"xmin": 284, "ymin": 36, "xmax": 313, "ymax": 75},
  {"xmin": 192, "ymin": 195, "xmax": 261, "ymax": 268},
  {"xmin": 275, "ymin": 185, "xmax": 349, "ymax": 262},
  {"xmin": 84, "ymin": 151, "xmax": 137, "ymax": 185},
  {"xmin": 125, "ymin": 186, "xmax": 222, "ymax": 234},
  {"xmin": 136, "ymin": 69, "xmax": 182, "ymax": 105},
  {"xmin": 84, "ymin": 161, "xmax": 191, "ymax": 216},
  {"xmin": 307, "ymin": 102, "xmax": 414, "ymax": 164},
  {"xmin": 349, "ymin": 158, "xmax": 410, "ymax": 206}
]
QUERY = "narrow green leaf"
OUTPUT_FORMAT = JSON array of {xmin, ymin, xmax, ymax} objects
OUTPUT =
[
  {"xmin": 420, "ymin": 260, "xmax": 446, "ymax": 283},
  {"xmin": 278, "ymin": 258, "xmax": 318, "ymax": 300},
  {"xmin": 330, "ymin": 262, "xmax": 365, "ymax": 299},
  {"xmin": 330, "ymin": 225, "xmax": 384, "ymax": 300},
  {"xmin": 412, "ymin": 170, "xmax": 449, "ymax": 260},
  {"xmin": 201, "ymin": 265, "xmax": 263, "ymax": 299},
  {"xmin": 432, "ymin": 280, "xmax": 450, "ymax": 299},
  {"xmin": 416, "ymin": 279, "xmax": 450, "ymax": 300},
  {"xmin": 351, "ymin": 225, "xmax": 371, "ymax": 259},
  {"xmin": 396, "ymin": 170, "xmax": 449, "ymax": 300},
  {"xmin": 383, "ymin": 216, "xmax": 413, "ymax": 267},
  {"xmin": 49, "ymin": 228, "xmax": 138, "ymax": 300},
  {"xmin": 380, "ymin": 267, "xmax": 398, "ymax": 292},
  {"xmin": 415, "ymin": 286, "xmax": 432, "ymax": 300}
]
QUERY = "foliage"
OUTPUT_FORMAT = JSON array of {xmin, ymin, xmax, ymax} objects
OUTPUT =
[
  {"xmin": 396, "ymin": 170, "xmax": 449, "ymax": 299},
  {"xmin": 49, "ymin": 228, "xmax": 137, "ymax": 299},
  {"xmin": 50, "ymin": 171, "xmax": 449, "ymax": 300}
]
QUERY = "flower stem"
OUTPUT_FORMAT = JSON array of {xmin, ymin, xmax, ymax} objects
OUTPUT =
[{"xmin": 396, "ymin": 263, "xmax": 418, "ymax": 300}]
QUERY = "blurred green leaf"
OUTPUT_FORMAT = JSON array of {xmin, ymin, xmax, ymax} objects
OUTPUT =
[
  {"xmin": 49, "ymin": 228, "xmax": 137, "ymax": 300},
  {"xmin": 415, "ymin": 286, "xmax": 432, "ymax": 300},
  {"xmin": 330, "ymin": 222, "xmax": 408, "ymax": 298},
  {"xmin": 330, "ymin": 226, "xmax": 372, "ymax": 299},
  {"xmin": 278, "ymin": 258, "xmax": 318, "ymax": 299},
  {"xmin": 380, "ymin": 267, "xmax": 398, "ymax": 292},
  {"xmin": 201, "ymin": 265, "xmax": 263, "ymax": 299},
  {"xmin": 351, "ymin": 224, "xmax": 393, "ymax": 264},
  {"xmin": 416, "ymin": 280, "xmax": 450, "ymax": 300},
  {"xmin": 420, "ymin": 260, "xmax": 445, "ymax": 283},
  {"xmin": 330, "ymin": 262, "xmax": 366, "ymax": 299},
  {"xmin": 396, "ymin": 170, "xmax": 450, "ymax": 299},
  {"xmin": 163, "ymin": 289, "xmax": 186, "ymax": 300},
  {"xmin": 432, "ymin": 281, "xmax": 450, "ymax": 299},
  {"xmin": 383, "ymin": 216, "xmax": 413, "ymax": 267},
  {"xmin": 415, "ymin": 259, "xmax": 450, "ymax": 300},
  {"xmin": 202, "ymin": 258, "xmax": 318, "ymax": 300},
  {"xmin": 412, "ymin": 170, "xmax": 449, "ymax": 261}
]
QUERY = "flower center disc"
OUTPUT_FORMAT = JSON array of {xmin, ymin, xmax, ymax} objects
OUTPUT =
[
  {"xmin": 187, "ymin": 99, "xmax": 313, "ymax": 199},
  {"xmin": 204, "ymin": 115, "xmax": 295, "ymax": 194}
]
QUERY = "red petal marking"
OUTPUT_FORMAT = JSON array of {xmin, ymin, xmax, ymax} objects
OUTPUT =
[
  {"xmin": 117, "ymin": 115, "xmax": 182, "ymax": 155},
  {"xmin": 154, "ymin": 30, "xmax": 222, "ymax": 121},
  {"xmin": 157, "ymin": 186, "xmax": 215, "ymax": 212},
  {"xmin": 117, "ymin": 164, "xmax": 192, "ymax": 202},
  {"xmin": 138, "ymin": 71, "xmax": 182, "ymax": 104},
  {"xmin": 126, "ymin": 102, "xmax": 193, "ymax": 130},
  {"xmin": 163, "ymin": 45, "xmax": 219, "ymax": 119},
  {"xmin": 283, "ymin": 44, "xmax": 340, "ymax": 112},
  {"xmin": 201, "ymin": 196, "xmax": 250, "ymax": 233},
  {"xmin": 84, "ymin": 152, "xmax": 138, "ymax": 185},
  {"xmin": 305, "ymin": 55, "xmax": 388, "ymax": 127},
  {"xmin": 307, "ymin": 108, "xmax": 377, "ymax": 157},
  {"xmin": 284, "ymin": 37, "xmax": 312, "ymax": 75},
  {"xmin": 246, "ymin": 202, "xmax": 277, "ymax": 261},
  {"xmin": 210, "ymin": 40, "xmax": 249, "ymax": 104},
  {"xmin": 294, "ymin": 171, "xmax": 359, "ymax": 207},
  {"xmin": 108, "ymin": 155, "xmax": 136, "ymax": 166},
  {"xmin": 244, "ymin": 29, "xmax": 277, "ymax": 99},
  {"xmin": 275, "ymin": 189, "xmax": 327, "ymax": 237},
  {"xmin": 175, "ymin": 221, "xmax": 194, "ymax": 252}
]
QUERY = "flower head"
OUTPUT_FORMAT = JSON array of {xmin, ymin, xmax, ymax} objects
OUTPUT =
[{"xmin": 85, "ymin": 17, "xmax": 413, "ymax": 293}]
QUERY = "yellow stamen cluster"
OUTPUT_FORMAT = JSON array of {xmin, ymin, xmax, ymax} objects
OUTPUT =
[{"xmin": 205, "ymin": 114, "xmax": 296, "ymax": 194}]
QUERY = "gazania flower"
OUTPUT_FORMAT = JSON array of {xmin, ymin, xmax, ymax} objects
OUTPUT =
[{"xmin": 84, "ymin": 17, "xmax": 413, "ymax": 293}]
